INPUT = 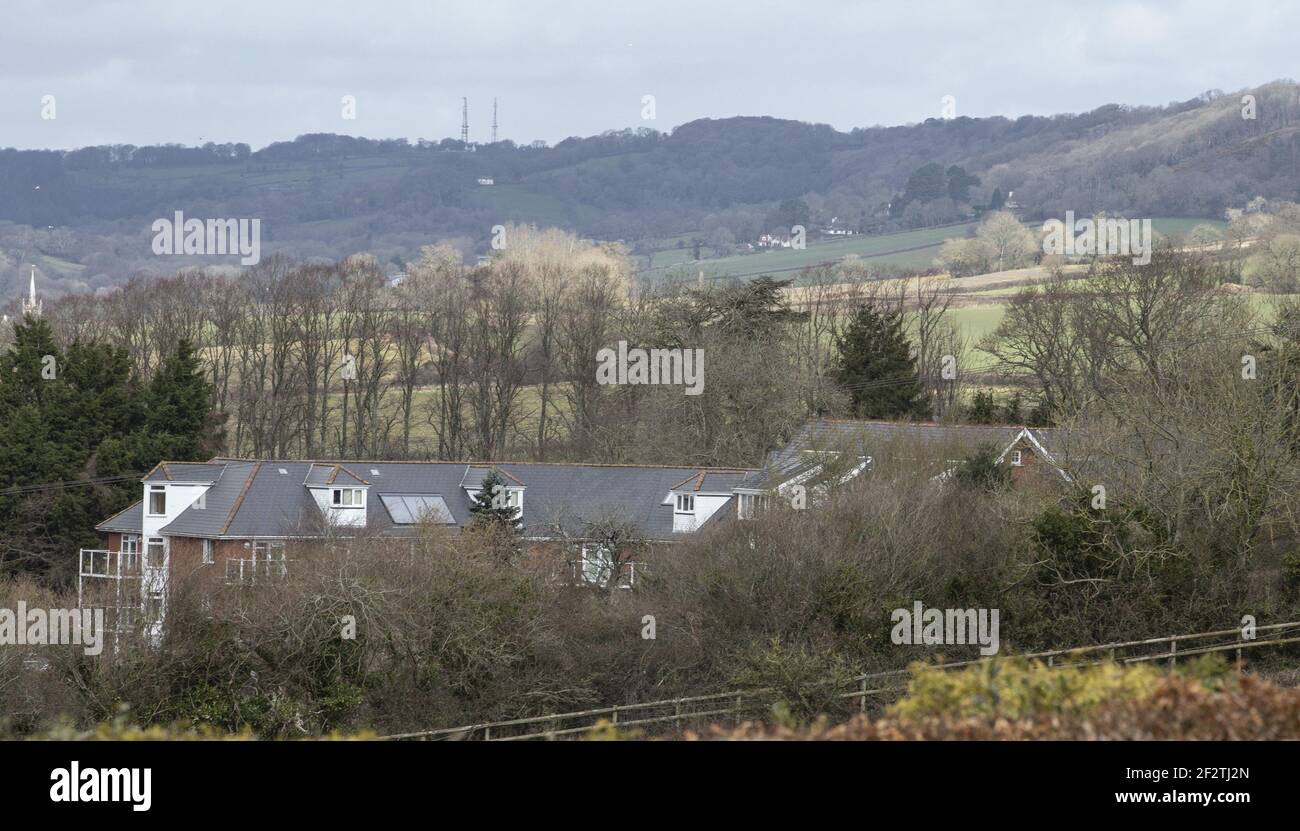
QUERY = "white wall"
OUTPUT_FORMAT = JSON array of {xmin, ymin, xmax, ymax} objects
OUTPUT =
[
  {"xmin": 672, "ymin": 493, "xmax": 731, "ymax": 533},
  {"xmin": 309, "ymin": 487, "xmax": 369, "ymax": 528},
  {"xmin": 141, "ymin": 483, "xmax": 211, "ymax": 538}
]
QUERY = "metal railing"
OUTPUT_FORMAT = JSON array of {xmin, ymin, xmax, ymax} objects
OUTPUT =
[
  {"xmin": 380, "ymin": 620, "xmax": 1300, "ymax": 741},
  {"xmin": 78, "ymin": 548, "xmax": 141, "ymax": 580},
  {"xmin": 225, "ymin": 558, "xmax": 289, "ymax": 584},
  {"xmin": 565, "ymin": 559, "xmax": 641, "ymax": 589}
]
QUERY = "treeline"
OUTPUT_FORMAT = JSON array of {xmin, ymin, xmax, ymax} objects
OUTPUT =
[{"xmin": 25, "ymin": 227, "xmax": 968, "ymax": 469}]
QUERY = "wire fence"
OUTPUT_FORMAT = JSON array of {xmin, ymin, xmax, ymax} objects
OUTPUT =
[{"xmin": 379, "ymin": 620, "xmax": 1300, "ymax": 741}]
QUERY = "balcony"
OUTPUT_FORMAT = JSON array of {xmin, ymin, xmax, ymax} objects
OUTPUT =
[
  {"xmin": 78, "ymin": 548, "xmax": 141, "ymax": 580},
  {"xmin": 224, "ymin": 557, "xmax": 288, "ymax": 585}
]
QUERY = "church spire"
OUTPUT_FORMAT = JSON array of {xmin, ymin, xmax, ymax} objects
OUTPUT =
[{"xmin": 22, "ymin": 265, "xmax": 42, "ymax": 318}]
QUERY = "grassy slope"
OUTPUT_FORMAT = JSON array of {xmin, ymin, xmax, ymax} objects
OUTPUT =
[{"xmin": 640, "ymin": 217, "xmax": 1226, "ymax": 284}]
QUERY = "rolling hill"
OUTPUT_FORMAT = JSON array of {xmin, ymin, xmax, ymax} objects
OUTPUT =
[{"xmin": 1, "ymin": 80, "xmax": 1297, "ymax": 303}]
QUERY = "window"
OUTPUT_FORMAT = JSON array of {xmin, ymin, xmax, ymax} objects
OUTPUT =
[
  {"xmin": 331, "ymin": 488, "xmax": 364, "ymax": 507},
  {"xmin": 202, "ymin": 539, "xmax": 215, "ymax": 565},
  {"xmin": 379, "ymin": 494, "xmax": 453, "ymax": 525},
  {"xmin": 581, "ymin": 545, "xmax": 612, "ymax": 585},
  {"xmin": 251, "ymin": 541, "xmax": 287, "ymax": 578},
  {"xmin": 251, "ymin": 540, "xmax": 285, "ymax": 561},
  {"xmin": 674, "ymin": 493, "xmax": 695, "ymax": 514},
  {"xmin": 193, "ymin": 492, "xmax": 206, "ymax": 510},
  {"xmin": 580, "ymin": 545, "xmax": 634, "ymax": 589},
  {"xmin": 144, "ymin": 593, "xmax": 164, "ymax": 623},
  {"xmin": 146, "ymin": 537, "xmax": 165, "ymax": 569},
  {"xmin": 121, "ymin": 535, "xmax": 140, "ymax": 571},
  {"xmin": 738, "ymin": 493, "xmax": 769, "ymax": 520},
  {"xmin": 148, "ymin": 485, "xmax": 166, "ymax": 515},
  {"xmin": 1009, "ymin": 450, "xmax": 1023, "ymax": 466}
]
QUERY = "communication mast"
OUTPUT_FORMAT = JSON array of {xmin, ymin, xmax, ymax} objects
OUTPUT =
[
  {"xmin": 491, "ymin": 98, "xmax": 498, "ymax": 144},
  {"xmin": 461, "ymin": 97, "xmax": 469, "ymax": 146}
]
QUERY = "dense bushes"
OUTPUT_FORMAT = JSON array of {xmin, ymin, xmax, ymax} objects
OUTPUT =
[
  {"xmin": 696, "ymin": 657, "xmax": 1300, "ymax": 740},
  {"xmin": 2, "ymin": 424, "xmax": 1297, "ymax": 737}
]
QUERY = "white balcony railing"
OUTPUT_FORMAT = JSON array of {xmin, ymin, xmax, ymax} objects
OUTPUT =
[
  {"xmin": 225, "ymin": 558, "xmax": 288, "ymax": 584},
  {"xmin": 78, "ymin": 548, "xmax": 141, "ymax": 580}
]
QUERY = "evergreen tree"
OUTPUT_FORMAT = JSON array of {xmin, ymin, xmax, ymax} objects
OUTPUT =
[
  {"xmin": 689, "ymin": 276, "xmax": 806, "ymax": 338},
  {"xmin": 467, "ymin": 469, "xmax": 522, "ymax": 531},
  {"xmin": 146, "ymin": 338, "xmax": 219, "ymax": 460},
  {"xmin": 0, "ymin": 321, "xmax": 215, "ymax": 581},
  {"xmin": 966, "ymin": 390, "xmax": 997, "ymax": 424},
  {"xmin": 946, "ymin": 165, "xmax": 981, "ymax": 204},
  {"xmin": 902, "ymin": 162, "xmax": 948, "ymax": 205},
  {"xmin": 834, "ymin": 304, "xmax": 924, "ymax": 419},
  {"xmin": 1001, "ymin": 391, "xmax": 1024, "ymax": 425},
  {"xmin": 955, "ymin": 443, "xmax": 1011, "ymax": 491},
  {"xmin": 990, "ymin": 187, "xmax": 1006, "ymax": 210}
]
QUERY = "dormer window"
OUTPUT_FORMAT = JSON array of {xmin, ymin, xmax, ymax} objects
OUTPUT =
[
  {"xmin": 331, "ymin": 488, "xmax": 365, "ymax": 507},
  {"xmin": 674, "ymin": 493, "xmax": 695, "ymax": 514},
  {"xmin": 148, "ymin": 485, "xmax": 166, "ymax": 516}
]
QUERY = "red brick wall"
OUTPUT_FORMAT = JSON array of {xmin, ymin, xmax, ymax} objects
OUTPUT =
[{"xmin": 168, "ymin": 537, "xmax": 250, "ymax": 593}]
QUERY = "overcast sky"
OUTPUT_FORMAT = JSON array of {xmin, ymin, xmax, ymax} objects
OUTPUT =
[{"xmin": 2, "ymin": 0, "xmax": 1295, "ymax": 151}]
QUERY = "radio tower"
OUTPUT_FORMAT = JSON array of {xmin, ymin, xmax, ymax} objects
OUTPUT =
[
  {"xmin": 460, "ymin": 97, "xmax": 469, "ymax": 146},
  {"xmin": 491, "ymin": 98, "xmax": 498, "ymax": 144}
]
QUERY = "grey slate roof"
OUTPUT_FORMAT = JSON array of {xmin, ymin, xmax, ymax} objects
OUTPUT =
[
  {"xmin": 115, "ymin": 458, "xmax": 753, "ymax": 542},
  {"xmin": 303, "ymin": 463, "xmax": 369, "ymax": 487},
  {"xmin": 742, "ymin": 419, "xmax": 1068, "ymax": 488},
  {"xmin": 143, "ymin": 462, "xmax": 227, "ymax": 483},
  {"xmin": 96, "ymin": 500, "xmax": 144, "ymax": 533}
]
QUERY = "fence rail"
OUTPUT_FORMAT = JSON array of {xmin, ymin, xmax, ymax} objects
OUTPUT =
[{"xmin": 379, "ymin": 620, "xmax": 1300, "ymax": 741}]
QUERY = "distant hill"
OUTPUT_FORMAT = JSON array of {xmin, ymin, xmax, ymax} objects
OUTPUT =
[{"xmin": 1, "ymin": 80, "xmax": 1298, "ymax": 303}]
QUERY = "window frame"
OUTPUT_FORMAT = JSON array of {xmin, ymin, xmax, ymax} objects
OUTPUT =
[
  {"xmin": 147, "ymin": 485, "xmax": 167, "ymax": 516},
  {"xmin": 145, "ymin": 537, "xmax": 166, "ymax": 570},
  {"xmin": 201, "ymin": 538, "xmax": 215, "ymax": 565},
  {"xmin": 1009, "ymin": 450, "xmax": 1023, "ymax": 467},
  {"xmin": 580, "ymin": 544, "xmax": 634, "ymax": 589},
  {"xmin": 121, "ymin": 534, "xmax": 140, "ymax": 570},
  {"xmin": 674, "ymin": 493, "xmax": 695, "ymax": 514},
  {"xmin": 331, "ymin": 488, "xmax": 365, "ymax": 508},
  {"xmin": 738, "ymin": 493, "xmax": 769, "ymax": 520}
]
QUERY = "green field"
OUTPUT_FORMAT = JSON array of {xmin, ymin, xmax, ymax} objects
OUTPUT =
[
  {"xmin": 642, "ymin": 222, "xmax": 979, "ymax": 282},
  {"xmin": 640, "ymin": 217, "xmax": 1227, "ymax": 285}
]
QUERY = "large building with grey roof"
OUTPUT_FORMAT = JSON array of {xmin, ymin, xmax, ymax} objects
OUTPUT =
[
  {"xmin": 85, "ymin": 457, "xmax": 755, "ymax": 633},
  {"xmin": 83, "ymin": 419, "xmax": 1067, "ymax": 634}
]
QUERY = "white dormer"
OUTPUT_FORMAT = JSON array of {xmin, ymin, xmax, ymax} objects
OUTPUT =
[
  {"xmin": 460, "ymin": 465, "xmax": 525, "ymax": 514},
  {"xmin": 664, "ymin": 471, "xmax": 735, "ymax": 533},
  {"xmin": 142, "ymin": 469, "xmax": 218, "ymax": 540},
  {"xmin": 305, "ymin": 464, "xmax": 370, "ymax": 528}
]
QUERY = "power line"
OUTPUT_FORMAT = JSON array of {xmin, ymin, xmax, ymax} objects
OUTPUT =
[{"xmin": 0, "ymin": 473, "xmax": 142, "ymax": 497}]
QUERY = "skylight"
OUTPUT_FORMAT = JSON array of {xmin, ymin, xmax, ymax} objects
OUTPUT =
[{"xmin": 379, "ymin": 494, "xmax": 454, "ymax": 525}]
